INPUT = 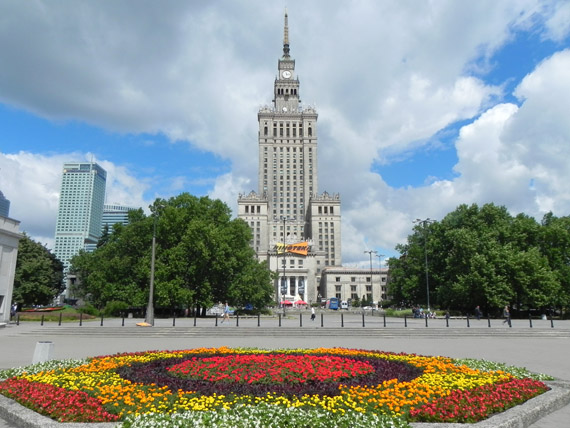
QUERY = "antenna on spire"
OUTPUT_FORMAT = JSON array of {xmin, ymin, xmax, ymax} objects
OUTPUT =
[{"xmin": 283, "ymin": 8, "xmax": 290, "ymax": 58}]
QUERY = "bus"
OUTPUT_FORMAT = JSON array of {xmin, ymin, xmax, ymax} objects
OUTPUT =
[{"xmin": 326, "ymin": 297, "xmax": 339, "ymax": 310}]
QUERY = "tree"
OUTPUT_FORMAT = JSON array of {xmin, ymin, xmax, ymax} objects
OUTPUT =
[
  {"xmin": 70, "ymin": 193, "xmax": 275, "ymax": 314},
  {"xmin": 388, "ymin": 203, "xmax": 563, "ymax": 315},
  {"xmin": 13, "ymin": 234, "xmax": 64, "ymax": 306},
  {"xmin": 539, "ymin": 213, "xmax": 570, "ymax": 309}
]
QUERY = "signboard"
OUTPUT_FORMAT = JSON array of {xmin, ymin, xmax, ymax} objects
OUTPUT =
[{"xmin": 275, "ymin": 241, "xmax": 309, "ymax": 256}]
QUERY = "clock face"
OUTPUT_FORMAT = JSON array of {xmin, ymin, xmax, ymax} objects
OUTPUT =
[
  {"xmin": 282, "ymin": 70, "xmax": 292, "ymax": 79},
  {"xmin": 282, "ymin": 106, "xmax": 288, "ymax": 112}
]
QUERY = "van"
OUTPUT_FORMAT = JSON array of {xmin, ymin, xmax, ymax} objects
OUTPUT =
[{"xmin": 340, "ymin": 301, "xmax": 348, "ymax": 310}]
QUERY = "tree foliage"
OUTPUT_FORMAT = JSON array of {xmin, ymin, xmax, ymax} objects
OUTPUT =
[
  {"xmin": 70, "ymin": 194, "xmax": 274, "ymax": 313},
  {"xmin": 13, "ymin": 234, "xmax": 64, "ymax": 306},
  {"xmin": 388, "ymin": 203, "xmax": 565, "ymax": 315}
]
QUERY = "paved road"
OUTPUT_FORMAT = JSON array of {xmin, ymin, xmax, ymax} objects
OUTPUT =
[{"xmin": 1, "ymin": 313, "xmax": 569, "ymax": 427}]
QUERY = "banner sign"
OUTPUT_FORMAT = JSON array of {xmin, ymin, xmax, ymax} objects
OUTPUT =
[{"xmin": 275, "ymin": 241, "xmax": 309, "ymax": 256}]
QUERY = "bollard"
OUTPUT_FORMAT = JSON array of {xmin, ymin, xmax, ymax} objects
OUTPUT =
[
  {"xmin": 194, "ymin": 312, "xmax": 197, "ymax": 327},
  {"xmin": 236, "ymin": 314, "xmax": 239, "ymax": 327},
  {"xmin": 466, "ymin": 314, "xmax": 470, "ymax": 328},
  {"xmin": 300, "ymin": 313, "xmax": 303, "ymax": 327},
  {"xmin": 383, "ymin": 314, "xmax": 386, "ymax": 328},
  {"xmin": 446, "ymin": 317, "xmax": 449, "ymax": 328},
  {"xmin": 550, "ymin": 316, "xmax": 554, "ymax": 329},
  {"xmin": 529, "ymin": 315, "xmax": 533, "ymax": 328},
  {"xmin": 341, "ymin": 313, "xmax": 344, "ymax": 327},
  {"xmin": 362, "ymin": 312, "xmax": 365, "ymax": 328},
  {"xmin": 215, "ymin": 314, "xmax": 218, "ymax": 327},
  {"xmin": 278, "ymin": 313, "xmax": 282, "ymax": 327},
  {"xmin": 41, "ymin": 314, "xmax": 45, "ymax": 326},
  {"xmin": 321, "ymin": 313, "xmax": 324, "ymax": 328},
  {"xmin": 100, "ymin": 314, "xmax": 104, "ymax": 326},
  {"xmin": 122, "ymin": 316, "xmax": 125, "ymax": 327},
  {"xmin": 487, "ymin": 316, "xmax": 491, "ymax": 328},
  {"xmin": 79, "ymin": 312, "xmax": 83, "ymax": 326},
  {"xmin": 58, "ymin": 312, "xmax": 63, "ymax": 326},
  {"xmin": 258, "ymin": 313, "xmax": 261, "ymax": 327},
  {"xmin": 425, "ymin": 316, "xmax": 428, "ymax": 328},
  {"xmin": 404, "ymin": 315, "xmax": 407, "ymax": 327},
  {"xmin": 32, "ymin": 341, "xmax": 54, "ymax": 364},
  {"xmin": 16, "ymin": 314, "xmax": 20, "ymax": 326},
  {"xmin": 173, "ymin": 313, "xmax": 176, "ymax": 327}
]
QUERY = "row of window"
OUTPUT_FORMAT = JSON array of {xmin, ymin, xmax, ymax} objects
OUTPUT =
[
  {"xmin": 263, "ymin": 122, "xmax": 313, "ymax": 138},
  {"xmin": 275, "ymin": 88, "xmax": 297, "ymax": 96}
]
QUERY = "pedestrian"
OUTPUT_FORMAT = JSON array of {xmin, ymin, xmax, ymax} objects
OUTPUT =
[
  {"xmin": 502, "ymin": 306, "xmax": 510, "ymax": 325},
  {"xmin": 221, "ymin": 302, "xmax": 230, "ymax": 324},
  {"xmin": 311, "ymin": 307, "xmax": 316, "ymax": 321},
  {"xmin": 10, "ymin": 303, "xmax": 17, "ymax": 320},
  {"xmin": 475, "ymin": 305, "xmax": 482, "ymax": 320}
]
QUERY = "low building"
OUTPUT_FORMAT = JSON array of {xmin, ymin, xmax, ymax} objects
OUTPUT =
[
  {"xmin": 0, "ymin": 215, "xmax": 22, "ymax": 323},
  {"xmin": 319, "ymin": 266, "xmax": 389, "ymax": 307}
]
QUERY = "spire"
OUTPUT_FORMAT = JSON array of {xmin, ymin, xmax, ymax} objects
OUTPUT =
[{"xmin": 283, "ymin": 8, "xmax": 290, "ymax": 58}]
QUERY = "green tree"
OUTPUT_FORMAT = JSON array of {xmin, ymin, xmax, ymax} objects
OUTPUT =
[
  {"xmin": 388, "ymin": 203, "xmax": 562, "ymax": 315},
  {"xmin": 539, "ymin": 213, "xmax": 570, "ymax": 309},
  {"xmin": 13, "ymin": 234, "xmax": 64, "ymax": 306},
  {"xmin": 71, "ymin": 194, "xmax": 274, "ymax": 314}
]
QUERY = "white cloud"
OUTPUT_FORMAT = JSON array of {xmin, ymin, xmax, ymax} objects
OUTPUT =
[
  {"xmin": 1, "ymin": 1, "xmax": 569, "ymax": 264},
  {"xmin": 0, "ymin": 152, "xmax": 150, "ymax": 249}
]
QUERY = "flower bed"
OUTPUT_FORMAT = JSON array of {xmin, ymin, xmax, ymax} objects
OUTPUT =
[{"xmin": 0, "ymin": 347, "xmax": 552, "ymax": 427}]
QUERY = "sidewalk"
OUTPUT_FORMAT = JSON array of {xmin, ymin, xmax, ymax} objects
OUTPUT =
[{"xmin": 1, "ymin": 315, "xmax": 569, "ymax": 427}]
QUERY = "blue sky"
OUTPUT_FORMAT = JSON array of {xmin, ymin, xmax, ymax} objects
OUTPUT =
[{"xmin": 1, "ymin": 0, "xmax": 570, "ymax": 266}]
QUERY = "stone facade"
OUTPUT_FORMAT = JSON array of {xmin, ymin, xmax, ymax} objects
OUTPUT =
[
  {"xmin": 0, "ymin": 216, "xmax": 22, "ymax": 323},
  {"xmin": 319, "ymin": 267, "xmax": 389, "ymax": 307}
]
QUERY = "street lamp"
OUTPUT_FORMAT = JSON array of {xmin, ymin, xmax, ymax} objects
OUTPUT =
[
  {"xmin": 413, "ymin": 218, "xmax": 434, "ymax": 311},
  {"xmin": 146, "ymin": 213, "xmax": 158, "ymax": 326},
  {"xmin": 376, "ymin": 253, "xmax": 385, "ymax": 269},
  {"xmin": 364, "ymin": 250, "xmax": 377, "ymax": 304},
  {"xmin": 280, "ymin": 216, "xmax": 289, "ymax": 304}
]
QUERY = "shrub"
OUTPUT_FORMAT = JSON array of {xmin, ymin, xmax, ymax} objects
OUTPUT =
[{"xmin": 103, "ymin": 301, "xmax": 129, "ymax": 317}]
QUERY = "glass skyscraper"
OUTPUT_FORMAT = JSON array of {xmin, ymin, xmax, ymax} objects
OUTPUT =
[
  {"xmin": 0, "ymin": 191, "xmax": 10, "ymax": 218},
  {"xmin": 54, "ymin": 162, "xmax": 107, "ymax": 279}
]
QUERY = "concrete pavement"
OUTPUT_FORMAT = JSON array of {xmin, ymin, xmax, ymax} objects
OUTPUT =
[{"xmin": 1, "ymin": 313, "xmax": 570, "ymax": 427}]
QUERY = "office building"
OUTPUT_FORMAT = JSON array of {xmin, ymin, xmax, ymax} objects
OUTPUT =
[
  {"xmin": 54, "ymin": 162, "xmax": 106, "ymax": 282},
  {"xmin": 238, "ymin": 12, "xmax": 342, "ymax": 304},
  {"xmin": 0, "ymin": 191, "xmax": 10, "ymax": 218},
  {"xmin": 101, "ymin": 204, "xmax": 137, "ymax": 231},
  {"xmin": 84, "ymin": 204, "xmax": 138, "ymax": 252}
]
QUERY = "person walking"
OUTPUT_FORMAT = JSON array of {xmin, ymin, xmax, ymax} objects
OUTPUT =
[
  {"xmin": 475, "ymin": 305, "xmax": 482, "ymax": 320},
  {"xmin": 311, "ymin": 306, "xmax": 316, "ymax": 321},
  {"xmin": 502, "ymin": 306, "xmax": 510, "ymax": 325},
  {"xmin": 221, "ymin": 302, "xmax": 230, "ymax": 324}
]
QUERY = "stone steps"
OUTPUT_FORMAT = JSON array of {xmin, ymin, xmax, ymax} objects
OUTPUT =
[{"xmin": 16, "ymin": 325, "xmax": 570, "ymax": 339}]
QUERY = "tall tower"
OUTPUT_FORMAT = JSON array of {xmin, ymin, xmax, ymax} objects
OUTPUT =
[
  {"xmin": 238, "ymin": 11, "xmax": 341, "ymax": 304},
  {"xmin": 54, "ymin": 162, "xmax": 106, "ymax": 280}
]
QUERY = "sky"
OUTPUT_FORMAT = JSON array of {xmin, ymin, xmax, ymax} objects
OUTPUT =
[{"xmin": 1, "ymin": 0, "xmax": 570, "ymax": 267}]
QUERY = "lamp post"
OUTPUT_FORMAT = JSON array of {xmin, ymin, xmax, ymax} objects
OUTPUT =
[
  {"xmin": 145, "ymin": 214, "xmax": 158, "ymax": 326},
  {"xmin": 376, "ymin": 253, "xmax": 385, "ymax": 269},
  {"xmin": 281, "ymin": 216, "xmax": 289, "ymax": 305},
  {"xmin": 413, "ymin": 218, "xmax": 434, "ymax": 311},
  {"xmin": 364, "ymin": 250, "xmax": 377, "ymax": 305},
  {"xmin": 376, "ymin": 253, "xmax": 385, "ymax": 302}
]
